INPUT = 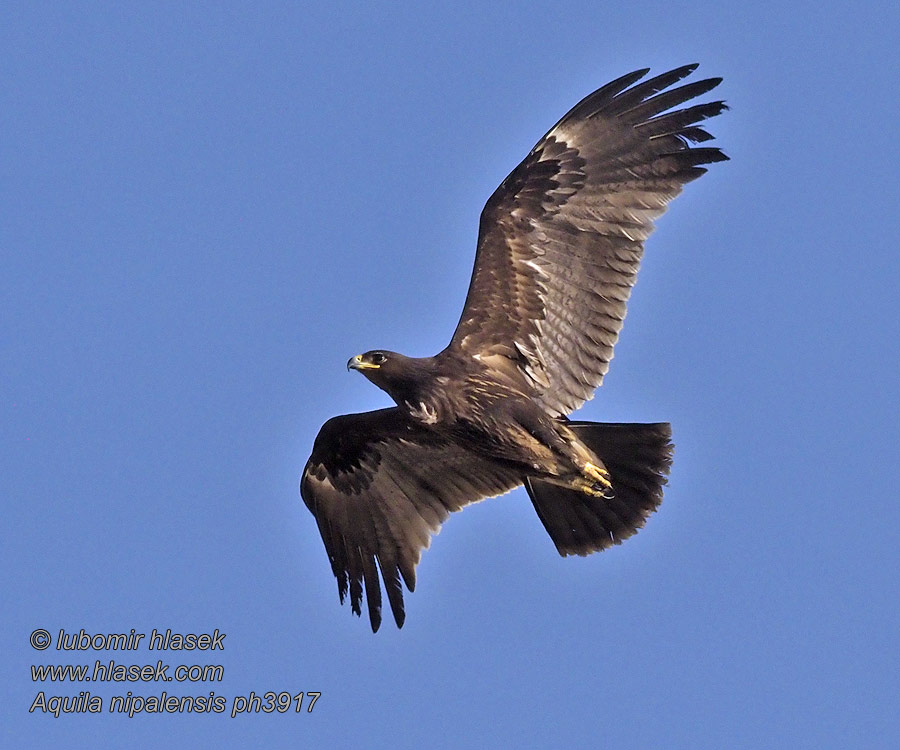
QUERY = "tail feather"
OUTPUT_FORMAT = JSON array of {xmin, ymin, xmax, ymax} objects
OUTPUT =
[{"xmin": 525, "ymin": 422, "xmax": 673, "ymax": 556}]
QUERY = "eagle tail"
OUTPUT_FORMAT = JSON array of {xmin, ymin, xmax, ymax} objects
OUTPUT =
[{"xmin": 524, "ymin": 422, "xmax": 673, "ymax": 556}]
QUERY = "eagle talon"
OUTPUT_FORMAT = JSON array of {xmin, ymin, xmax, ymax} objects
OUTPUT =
[
  {"xmin": 584, "ymin": 461, "xmax": 612, "ymax": 488},
  {"xmin": 581, "ymin": 481, "xmax": 615, "ymax": 499},
  {"xmin": 593, "ymin": 482, "xmax": 615, "ymax": 499}
]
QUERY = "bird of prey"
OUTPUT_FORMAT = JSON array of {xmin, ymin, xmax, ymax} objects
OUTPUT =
[{"xmin": 301, "ymin": 64, "xmax": 727, "ymax": 631}]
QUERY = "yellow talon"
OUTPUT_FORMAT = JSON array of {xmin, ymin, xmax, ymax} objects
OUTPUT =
[{"xmin": 584, "ymin": 461, "xmax": 612, "ymax": 488}]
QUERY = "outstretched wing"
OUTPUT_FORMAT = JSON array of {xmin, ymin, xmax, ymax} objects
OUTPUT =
[
  {"xmin": 300, "ymin": 408, "xmax": 522, "ymax": 631},
  {"xmin": 446, "ymin": 64, "xmax": 728, "ymax": 416}
]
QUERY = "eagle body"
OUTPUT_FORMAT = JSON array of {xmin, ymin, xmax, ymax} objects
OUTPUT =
[
  {"xmin": 301, "ymin": 65, "xmax": 728, "ymax": 631},
  {"xmin": 351, "ymin": 349, "xmax": 610, "ymax": 493}
]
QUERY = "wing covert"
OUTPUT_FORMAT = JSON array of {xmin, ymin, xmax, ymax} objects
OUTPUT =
[{"xmin": 447, "ymin": 64, "xmax": 728, "ymax": 416}]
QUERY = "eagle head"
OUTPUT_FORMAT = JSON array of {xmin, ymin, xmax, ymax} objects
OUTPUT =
[
  {"xmin": 347, "ymin": 350, "xmax": 435, "ymax": 405},
  {"xmin": 347, "ymin": 350, "xmax": 391, "ymax": 373}
]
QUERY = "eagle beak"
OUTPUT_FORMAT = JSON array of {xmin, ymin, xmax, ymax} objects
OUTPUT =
[{"xmin": 348, "ymin": 354, "xmax": 379, "ymax": 371}]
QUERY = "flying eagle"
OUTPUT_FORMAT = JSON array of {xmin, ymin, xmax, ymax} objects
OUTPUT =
[{"xmin": 301, "ymin": 65, "xmax": 727, "ymax": 631}]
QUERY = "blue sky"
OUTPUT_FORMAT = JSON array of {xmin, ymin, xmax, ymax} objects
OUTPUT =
[{"xmin": 3, "ymin": 2, "xmax": 899, "ymax": 748}]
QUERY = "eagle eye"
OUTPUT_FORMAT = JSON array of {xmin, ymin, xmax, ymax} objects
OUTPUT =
[{"xmin": 371, "ymin": 352, "xmax": 387, "ymax": 365}]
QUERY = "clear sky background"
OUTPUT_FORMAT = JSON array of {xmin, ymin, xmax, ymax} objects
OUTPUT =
[{"xmin": 3, "ymin": 2, "xmax": 899, "ymax": 748}]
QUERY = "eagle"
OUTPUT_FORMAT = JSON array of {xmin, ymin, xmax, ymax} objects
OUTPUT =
[{"xmin": 301, "ymin": 64, "xmax": 727, "ymax": 631}]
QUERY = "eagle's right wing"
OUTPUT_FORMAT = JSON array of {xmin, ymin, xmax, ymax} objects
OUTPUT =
[{"xmin": 301, "ymin": 408, "xmax": 522, "ymax": 631}]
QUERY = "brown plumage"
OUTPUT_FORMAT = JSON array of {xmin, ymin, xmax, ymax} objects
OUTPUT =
[{"xmin": 301, "ymin": 65, "xmax": 728, "ymax": 631}]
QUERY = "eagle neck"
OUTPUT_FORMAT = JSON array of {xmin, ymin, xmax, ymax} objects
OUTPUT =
[{"xmin": 378, "ymin": 355, "xmax": 441, "ymax": 411}]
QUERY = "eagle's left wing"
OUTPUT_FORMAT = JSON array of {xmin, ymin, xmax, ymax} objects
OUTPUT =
[
  {"xmin": 300, "ymin": 408, "xmax": 522, "ymax": 631},
  {"xmin": 445, "ymin": 65, "xmax": 728, "ymax": 416}
]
